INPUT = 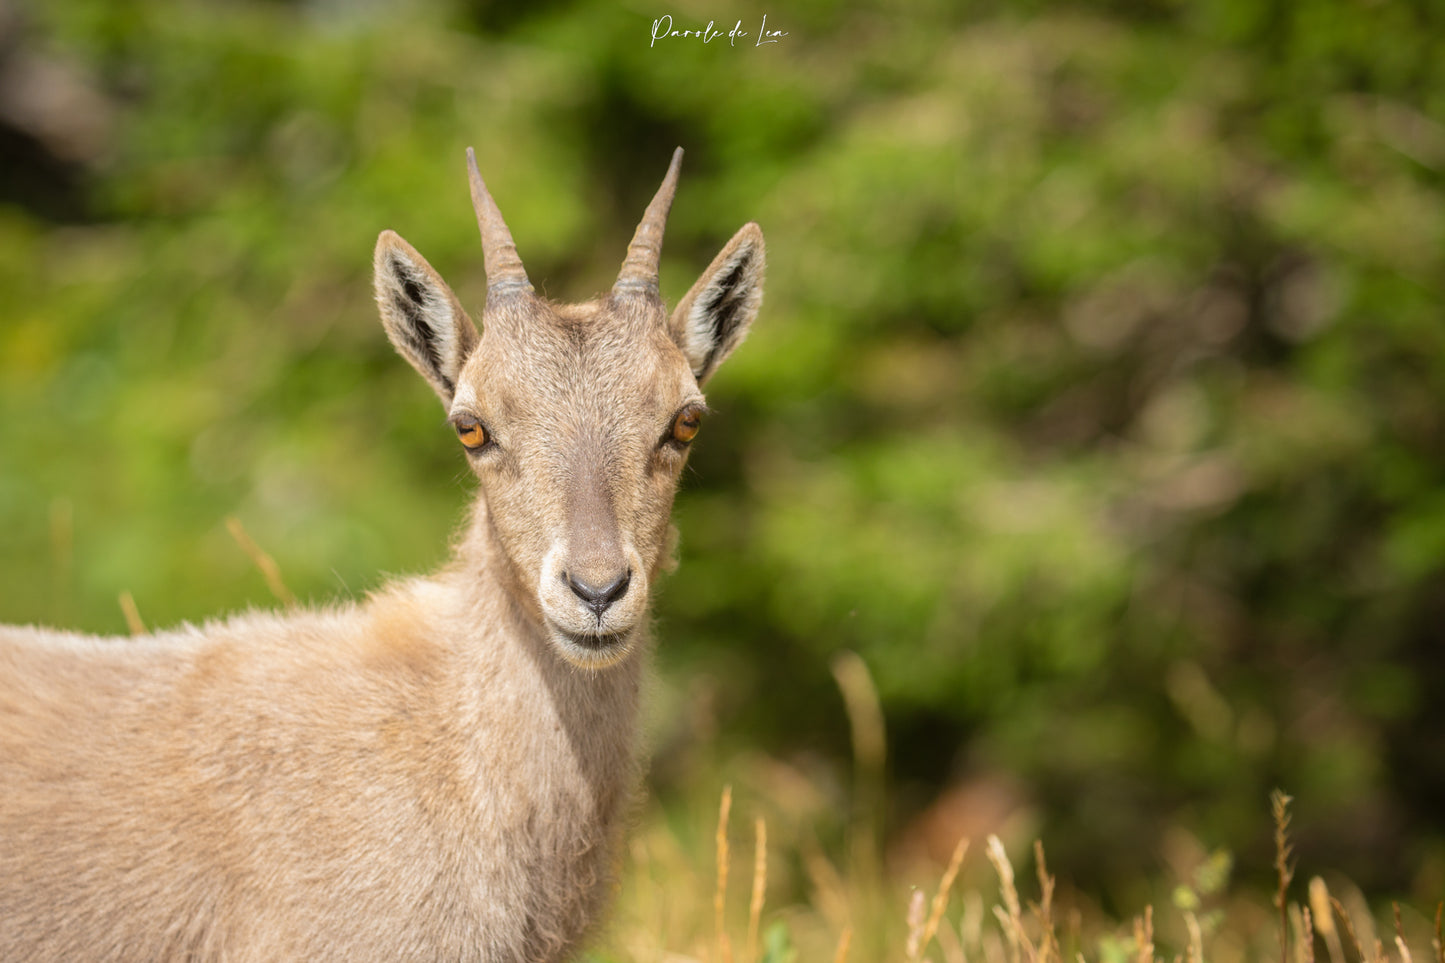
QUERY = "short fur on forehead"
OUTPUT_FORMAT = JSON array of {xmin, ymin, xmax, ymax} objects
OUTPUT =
[
  {"xmin": 373, "ymin": 230, "xmax": 480, "ymax": 405},
  {"xmin": 460, "ymin": 296, "xmax": 686, "ymax": 412}
]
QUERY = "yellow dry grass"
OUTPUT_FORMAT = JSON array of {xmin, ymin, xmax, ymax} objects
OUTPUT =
[{"xmin": 588, "ymin": 659, "xmax": 1442, "ymax": 963}]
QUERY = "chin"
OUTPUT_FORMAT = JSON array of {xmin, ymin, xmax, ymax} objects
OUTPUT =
[{"xmin": 548, "ymin": 624, "xmax": 637, "ymax": 671}]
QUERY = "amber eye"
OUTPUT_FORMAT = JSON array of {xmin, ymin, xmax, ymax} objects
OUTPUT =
[
  {"xmin": 671, "ymin": 407, "xmax": 703, "ymax": 445},
  {"xmin": 455, "ymin": 420, "xmax": 488, "ymax": 450}
]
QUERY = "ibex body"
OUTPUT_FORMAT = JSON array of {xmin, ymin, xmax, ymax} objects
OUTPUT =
[{"xmin": 0, "ymin": 147, "xmax": 765, "ymax": 962}]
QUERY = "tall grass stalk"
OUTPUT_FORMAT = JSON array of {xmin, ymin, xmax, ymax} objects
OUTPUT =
[
  {"xmin": 118, "ymin": 590, "xmax": 145, "ymax": 635},
  {"xmin": 1273, "ymin": 790, "xmax": 1296, "ymax": 963},
  {"xmin": 831, "ymin": 652, "xmax": 885, "ymax": 882},
  {"xmin": 225, "ymin": 516, "xmax": 296, "ymax": 608},
  {"xmin": 715, "ymin": 784, "xmax": 733, "ymax": 963},
  {"xmin": 747, "ymin": 817, "xmax": 767, "ymax": 963}
]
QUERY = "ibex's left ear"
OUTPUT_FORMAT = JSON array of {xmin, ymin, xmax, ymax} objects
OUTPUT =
[
  {"xmin": 669, "ymin": 222, "xmax": 765, "ymax": 385},
  {"xmin": 374, "ymin": 229, "xmax": 480, "ymax": 405}
]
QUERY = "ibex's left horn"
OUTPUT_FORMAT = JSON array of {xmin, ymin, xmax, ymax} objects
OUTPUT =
[
  {"xmin": 614, "ymin": 147, "xmax": 683, "ymax": 296},
  {"xmin": 466, "ymin": 147, "xmax": 532, "ymax": 295}
]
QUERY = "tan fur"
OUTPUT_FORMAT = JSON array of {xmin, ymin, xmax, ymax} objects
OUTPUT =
[{"xmin": 0, "ymin": 149, "xmax": 765, "ymax": 962}]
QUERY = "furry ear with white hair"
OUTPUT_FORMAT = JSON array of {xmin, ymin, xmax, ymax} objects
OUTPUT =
[
  {"xmin": 668, "ymin": 222, "xmax": 765, "ymax": 385},
  {"xmin": 374, "ymin": 229, "xmax": 480, "ymax": 404}
]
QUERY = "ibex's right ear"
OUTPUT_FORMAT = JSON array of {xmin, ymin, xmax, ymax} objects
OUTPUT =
[{"xmin": 374, "ymin": 230, "xmax": 480, "ymax": 405}]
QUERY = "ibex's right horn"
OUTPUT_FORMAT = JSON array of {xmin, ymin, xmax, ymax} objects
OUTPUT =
[
  {"xmin": 613, "ymin": 147, "xmax": 683, "ymax": 297},
  {"xmin": 466, "ymin": 147, "xmax": 533, "ymax": 296}
]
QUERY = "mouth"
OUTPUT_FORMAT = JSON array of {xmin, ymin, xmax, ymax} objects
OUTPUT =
[
  {"xmin": 560, "ymin": 628, "xmax": 626, "ymax": 650},
  {"xmin": 548, "ymin": 623, "xmax": 634, "ymax": 668}
]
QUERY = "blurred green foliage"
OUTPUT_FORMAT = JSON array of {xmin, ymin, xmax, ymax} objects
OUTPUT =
[{"xmin": 1, "ymin": 0, "xmax": 1442, "ymax": 899}]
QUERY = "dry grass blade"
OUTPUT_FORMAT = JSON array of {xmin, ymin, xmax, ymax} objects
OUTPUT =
[
  {"xmin": 747, "ymin": 817, "xmax": 766, "ymax": 963},
  {"xmin": 831, "ymin": 651, "xmax": 886, "ymax": 879},
  {"xmin": 1184, "ymin": 910, "xmax": 1204, "ymax": 963},
  {"xmin": 1396, "ymin": 903, "xmax": 1413, "ymax": 963},
  {"xmin": 962, "ymin": 889, "xmax": 985, "ymax": 955},
  {"xmin": 715, "ymin": 785, "xmax": 733, "ymax": 963},
  {"xmin": 994, "ymin": 907, "xmax": 1019, "ymax": 959},
  {"xmin": 1303, "ymin": 906, "xmax": 1316, "ymax": 963},
  {"xmin": 1331, "ymin": 896, "xmax": 1368, "ymax": 963},
  {"xmin": 988, "ymin": 835, "xmax": 1022, "ymax": 922},
  {"xmin": 1135, "ymin": 905, "xmax": 1155, "ymax": 963},
  {"xmin": 988, "ymin": 836, "xmax": 1024, "ymax": 963},
  {"xmin": 937, "ymin": 914, "xmax": 966, "ymax": 963},
  {"xmin": 225, "ymin": 516, "xmax": 296, "ymax": 608},
  {"xmin": 1274, "ymin": 790, "xmax": 1296, "ymax": 963},
  {"xmin": 830, "ymin": 651, "xmax": 885, "ymax": 777},
  {"xmin": 1434, "ymin": 903, "xmax": 1443, "ymax": 963},
  {"xmin": 908, "ymin": 889, "xmax": 928, "ymax": 961},
  {"xmin": 118, "ymin": 590, "xmax": 145, "ymax": 635},
  {"xmin": 833, "ymin": 924, "xmax": 853, "ymax": 963},
  {"xmin": 918, "ymin": 838, "xmax": 970, "ymax": 959},
  {"xmin": 1290, "ymin": 904, "xmax": 1310, "ymax": 963},
  {"xmin": 981, "ymin": 927, "xmax": 1007, "ymax": 963},
  {"xmin": 1033, "ymin": 840, "xmax": 1059, "ymax": 963},
  {"xmin": 1313, "ymin": 878, "xmax": 1345, "ymax": 963}
]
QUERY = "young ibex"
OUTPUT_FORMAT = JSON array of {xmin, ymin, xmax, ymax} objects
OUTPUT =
[{"xmin": 0, "ymin": 146, "xmax": 765, "ymax": 962}]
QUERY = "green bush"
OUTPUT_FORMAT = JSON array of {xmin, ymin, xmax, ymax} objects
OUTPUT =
[{"xmin": 2, "ymin": 0, "xmax": 1441, "ymax": 897}]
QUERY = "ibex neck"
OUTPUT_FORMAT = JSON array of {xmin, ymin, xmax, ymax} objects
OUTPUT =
[{"xmin": 442, "ymin": 496, "xmax": 647, "ymax": 817}]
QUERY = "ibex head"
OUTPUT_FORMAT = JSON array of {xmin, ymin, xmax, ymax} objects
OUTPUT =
[{"xmin": 372, "ymin": 148, "xmax": 764, "ymax": 669}]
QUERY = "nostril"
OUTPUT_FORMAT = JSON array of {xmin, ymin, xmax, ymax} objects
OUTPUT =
[{"xmin": 564, "ymin": 569, "xmax": 631, "ymax": 617}]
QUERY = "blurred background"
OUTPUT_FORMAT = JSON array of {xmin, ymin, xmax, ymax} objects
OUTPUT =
[{"xmin": 1, "ymin": 0, "xmax": 1442, "ymax": 940}]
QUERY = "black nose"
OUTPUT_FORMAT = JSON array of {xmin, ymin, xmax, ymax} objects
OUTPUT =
[{"xmin": 564, "ymin": 569, "xmax": 631, "ymax": 618}]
